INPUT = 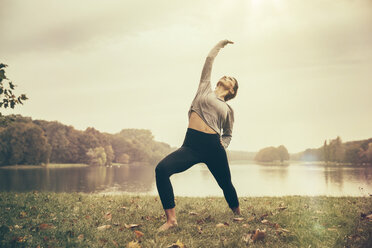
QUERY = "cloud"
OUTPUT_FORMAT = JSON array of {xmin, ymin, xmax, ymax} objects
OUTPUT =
[{"xmin": 0, "ymin": 0, "xmax": 207, "ymax": 55}]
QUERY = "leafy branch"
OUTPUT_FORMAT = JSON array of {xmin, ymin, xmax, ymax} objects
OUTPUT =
[{"xmin": 0, "ymin": 63, "xmax": 28, "ymax": 114}]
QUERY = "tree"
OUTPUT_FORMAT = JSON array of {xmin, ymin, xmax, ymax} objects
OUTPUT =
[
  {"xmin": 277, "ymin": 145, "xmax": 289, "ymax": 162},
  {"xmin": 255, "ymin": 145, "xmax": 290, "ymax": 163},
  {"xmin": 86, "ymin": 147, "xmax": 107, "ymax": 166},
  {"xmin": 359, "ymin": 142, "xmax": 372, "ymax": 164},
  {"xmin": 117, "ymin": 153, "xmax": 130, "ymax": 164},
  {"xmin": 0, "ymin": 122, "xmax": 50, "ymax": 165},
  {"xmin": 328, "ymin": 136, "xmax": 344, "ymax": 162},
  {"xmin": 104, "ymin": 145, "xmax": 114, "ymax": 165},
  {"xmin": 255, "ymin": 146, "xmax": 280, "ymax": 162},
  {"xmin": 0, "ymin": 64, "xmax": 28, "ymax": 115},
  {"xmin": 323, "ymin": 140, "xmax": 329, "ymax": 162}
]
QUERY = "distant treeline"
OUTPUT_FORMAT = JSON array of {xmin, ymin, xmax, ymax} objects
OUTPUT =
[
  {"xmin": 254, "ymin": 145, "xmax": 290, "ymax": 163},
  {"xmin": 290, "ymin": 136, "xmax": 372, "ymax": 164},
  {"xmin": 0, "ymin": 115, "xmax": 174, "ymax": 166}
]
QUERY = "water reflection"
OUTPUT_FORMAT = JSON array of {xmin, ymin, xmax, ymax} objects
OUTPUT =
[
  {"xmin": 0, "ymin": 162, "xmax": 371, "ymax": 196},
  {"xmin": 0, "ymin": 164, "xmax": 155, "ymax": 193}
]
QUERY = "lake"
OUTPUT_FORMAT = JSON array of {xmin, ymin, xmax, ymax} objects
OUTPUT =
[{"xmin": 0, "ymin": 161, "xmax": 371, "ymax": 197}]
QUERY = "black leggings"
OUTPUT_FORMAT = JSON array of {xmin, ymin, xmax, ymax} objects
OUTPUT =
[{"xmin": 155, "ymin": 127, "xmax": 239, "ymax": 210}]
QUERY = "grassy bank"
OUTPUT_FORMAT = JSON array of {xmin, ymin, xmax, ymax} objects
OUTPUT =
[{"xmin": 0, "ymin": 193, "xmax": 371, "ymax": 247}]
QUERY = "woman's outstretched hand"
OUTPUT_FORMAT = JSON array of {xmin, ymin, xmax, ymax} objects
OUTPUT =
[{"xmin": 220, "ymin": 39, "xmax": 234, "ymax": 48}]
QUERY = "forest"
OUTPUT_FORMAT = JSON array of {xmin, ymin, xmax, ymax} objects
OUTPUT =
[
  {"xmin": 290, "ymin": 136, "xmax": 372, "ymax": 164},
  {"xmin": 0, "ymin": 114, "xmax": 174, "ymax": 166}
]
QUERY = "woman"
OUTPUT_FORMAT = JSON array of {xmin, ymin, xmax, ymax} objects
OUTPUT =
[{"xmin": 155, "ymin": 39, "xmax": 240, "ymax": 231}]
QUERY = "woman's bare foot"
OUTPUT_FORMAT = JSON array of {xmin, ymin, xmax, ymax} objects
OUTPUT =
[
  {"xmin": 158, "ymin": 207, "xmax": 178, "ymax": 232},
  {"xmin": 232, "ymin": 206, "xmax": 241, "ymax": 215},
  {"xmin": 157, "ymin": 220, "xmax": 178, "ymax": 232}
]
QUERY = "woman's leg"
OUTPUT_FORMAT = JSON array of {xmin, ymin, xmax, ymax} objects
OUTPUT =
[
  {"xmin": 204, "ymin": 148, "xmax": 240, "ymax": 212},
  {"xmin": 155, "ymin": 146, "xmax": 202, "ymax": 230}
]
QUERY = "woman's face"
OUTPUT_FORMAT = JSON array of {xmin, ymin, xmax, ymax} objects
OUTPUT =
[{"xmin": 218, "ymin": 76, "xmax": 236, "ymax": 94}]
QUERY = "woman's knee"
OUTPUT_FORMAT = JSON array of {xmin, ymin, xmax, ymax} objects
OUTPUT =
[{"xmin": 155, "ymin": 160, "xmax": 170, "ymax": 177}]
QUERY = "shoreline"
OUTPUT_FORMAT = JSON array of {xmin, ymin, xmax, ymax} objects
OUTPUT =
[{"xmin": 1, "ymin": 160, "xmax": 371, "ymax": 169}]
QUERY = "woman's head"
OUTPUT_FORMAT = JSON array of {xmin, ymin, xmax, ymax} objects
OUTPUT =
[{"xmin": 217, "ymin": 76, "xmax": 239, "ymax": 101}]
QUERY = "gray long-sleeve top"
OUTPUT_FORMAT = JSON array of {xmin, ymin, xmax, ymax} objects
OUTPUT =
[{"xmin": 187, "ymin": 40, "xmax": 234, "ymax": 149}]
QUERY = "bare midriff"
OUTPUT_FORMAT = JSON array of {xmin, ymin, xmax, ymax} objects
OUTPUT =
[{"xmin": 188, "ymin": 110, "xmax": 217, "ymax": 134}]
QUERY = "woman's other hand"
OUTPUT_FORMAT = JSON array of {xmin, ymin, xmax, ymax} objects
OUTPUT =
[{"xmin": 220, "ymin": 137, "xmax": 225, "ymax": 148}]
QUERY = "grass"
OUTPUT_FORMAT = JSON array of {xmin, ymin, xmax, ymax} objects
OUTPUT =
[{"xmin": 0, "ymin": 193, "xmax": 371, "ymax": 247}]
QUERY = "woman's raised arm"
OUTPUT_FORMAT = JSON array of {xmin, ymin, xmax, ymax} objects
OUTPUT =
[{"xmin": 197, "ymin": 40, "xmax": 234, "ymax": 94}]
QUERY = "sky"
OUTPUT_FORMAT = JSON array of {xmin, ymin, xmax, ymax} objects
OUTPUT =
[{"xmin": 1, "ymin": 0, "xmax": 371, "ymax": 153}]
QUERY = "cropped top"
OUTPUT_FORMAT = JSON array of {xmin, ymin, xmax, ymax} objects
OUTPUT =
[{"xmin": 188, "ymin": 40, "xmax": 234, "ymax": 149}]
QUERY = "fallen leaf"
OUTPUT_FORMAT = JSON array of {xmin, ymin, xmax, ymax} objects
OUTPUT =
[
  {"xmin": 13, "ymin": 236, "xmax": 27, "ymax": 242},
  {"xmin": 19, "ymin": 211, "xmax": 27, "ymax": 218},
  {"xmin": 141, "ymin": 216, "xmax": 151, "ymax": 221},
  {"xmin": 121, "ymin": 206, "xmax": 127, "ymax": 210},
  {"xmin": 327, "ymin": 228, "xmax": 337, "ymax": 231},
  {"xmin": 348, "ymin": 234, "xmax": 361, "ymax": 241},
  {"xmin": 260, "ymin": 213, "xmax": 268, "ymax": 219},
  {"xmin": 252, "ymin": 229, "xmax": 266, "ymax": 242},
  {"xmin": 134, "ymin": 230, "xmax": 144, "ymax": 239},
  {"xmin": 14, "ymin": 225, "xmax": 21, "ymax": 229},
  {"xmin": 197, "ymin": 225, "xmax": 203, "ymax": 234},
  {"xmin": 276, "ymin": 227, "xmax": 290, "ymax": 235},
  {"xmin": 78, "ymin": 234, "xmax": 84, "ymax": 240},
  {"xmin": 189, "ymin": 211, "xmax": 199, "ymax": 216},
  {"xmin": 261, "ymin": 219, "xmax": 269, "ymax": 224},
  {"xmin": 127, "ymin": 241, "xmax": 141, "ymax": 248},
  {"xmin": 247, "ymin": 216, "xmax": 255, "ymax": 222},
  {"xmin": 104, "ymin": 212, "xmax": 112, "ymax": 221},
  {"xmin": 366, "ymin": 214, "xmax": 372, "ymax": 220},
  {"xmin": 39, "ymin": 223, "xmax": 54, "ymax": 230},
  {"xmin": 112, "ymin": 240, "xmax": 119, "ymax": 247},
  {"xmin": 216, "ymin": 223, "xmax": 229, "ymax": 228},
  {"xmin": 233, "ymin": 217, "xmax": 244, "ymax": 222},
  {"xmin": 97, "ymin": 225, "xmax": 112, "ymax": 231},
  {"xmin": 242, "ymin": 224, "xmax": 250, "ymax": 228},
  {"xmin": 196, "ymin": 219, "xmax": 204, "ymax": 225},
  {"xmin": 125, "ymin": 224, "xmax": 140, "ymax": 229},
  {"xmin": 167, "ymin": 239, "xmax": 185, "ymax": 248}
]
